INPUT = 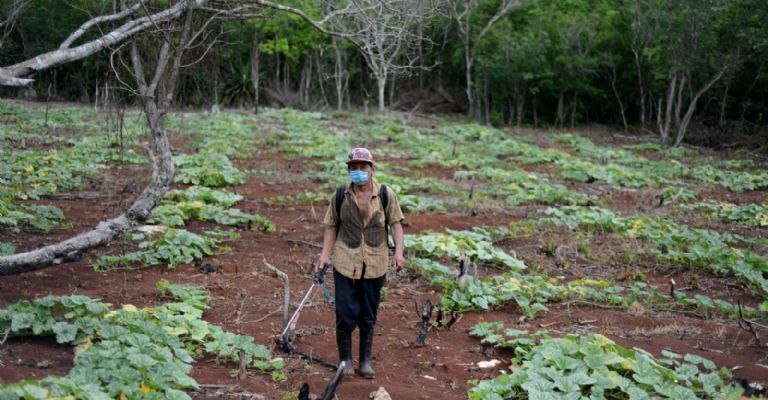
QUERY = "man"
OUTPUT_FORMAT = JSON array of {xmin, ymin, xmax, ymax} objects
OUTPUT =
[{"xmin": 314, "ymin": 147, "xmax": 406, "ymax": 379}]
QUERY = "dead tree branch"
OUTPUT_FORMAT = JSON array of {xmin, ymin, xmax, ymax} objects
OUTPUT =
[
  {"xmin": 263, "ymin": 257, "xmax": 291, "ymax": 328},
  {"xmin": 0, "ymin": 0, "xmax": 206, "ymax": 86},
  {"xmin": 59, "ymin": 0, "xmax": 148, "ymax": 49},
  {"xmin": 321, "ymin": 361, "xmax": 346, "ymax": 400},
  {"xmin": 414, "ymin": 299, "xmax": 434, "ymax": 347}
]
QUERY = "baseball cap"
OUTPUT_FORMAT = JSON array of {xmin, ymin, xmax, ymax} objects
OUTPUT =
[{"xmin": 346, "ymin": 147, "xmax": 374, "ymax": 165}]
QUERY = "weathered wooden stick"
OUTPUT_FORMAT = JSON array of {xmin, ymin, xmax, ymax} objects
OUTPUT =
[
  {"xmin": 263, "ymin": 257, "xmax": 290, "ymax": 328},
  {"xmin": 237, "ymin": 349, "xmax": 247, "ymax": 381},
  {"xmin": 321, "ymin": 361, "xmax": 346, "ymax": 400},
  {"xmin": 415, "ymin": 300, "xmax": 434, "ymax": 347}
]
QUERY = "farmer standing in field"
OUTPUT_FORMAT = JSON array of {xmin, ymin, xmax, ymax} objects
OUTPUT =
[{"xmin": 314, "ymin": 147, "xmax": 406, "ymax": 379}]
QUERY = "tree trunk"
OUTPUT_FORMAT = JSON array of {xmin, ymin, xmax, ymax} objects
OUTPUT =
[
  {"xmin": 465, "ymin": 42, "xmax": 473, "ymax": 118},
  {"xmin": 315, "ymin": 52, "xmax": 329, "ymax": 109},
  {"xmin": 659, "ymin": 74, "xmax": 677, "ymax": 145},
  {"xmin": 555, "ymin": 89, "xmax": 566, "ymax": 129},
  {"xmin": 515, "ymin": 84, "xmax": 525, "ymax": 127},
  {"xmin": 250, "ymin": 33, "xmax": 261, "ymax": 113},
  {"xmin": 389, "ymin": 72, "xmax": 396, "ymax": 109},
  {"xmin": 632, "ymin": 48, "xmax": 646, "ymax": 127},
  {"xmin": 483, "ymin": 76, "xmax": 490, "ymax": 125},
  {"xmin": 673, "ymin": 67, "xmax": 729, "ymax": 146},
  {"xmin": 719, "ymin": 79, "xmax": 730, "ymax": 127},
  {"xmin": 0, "ymin": 32, "xmax": 180, "ymax": 274},
  {"xmin": 333, "ymin": 37, "xmax": 344, "ymax": 110},
  {"xmin": 610, "ymin": 65, "xmax": 628, "ymax": 131},
  {"xmin": 377, "ymin": 75, "xmax": 386, "ymax": 112},
  {"xmin": 299, "ymin": 54, "xmax": 312, "ymax": 110},
  {"xmin": 570, "ymin": 91, "xmax": 578, "ymax": 129}
]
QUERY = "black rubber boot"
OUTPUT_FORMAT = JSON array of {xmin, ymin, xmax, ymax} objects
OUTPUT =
[
  {"xmin": 336, "ymin": 329, "xmax": 354, "ymax": 377},
  {"xmin": 359, "ymin": 329, "xmax": 375, "ymax": 379}
]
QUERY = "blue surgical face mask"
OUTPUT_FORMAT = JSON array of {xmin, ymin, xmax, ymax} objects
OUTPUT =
[{"xmin": 349, "ymin": 170, "xmax": 369, "ymax": 185}]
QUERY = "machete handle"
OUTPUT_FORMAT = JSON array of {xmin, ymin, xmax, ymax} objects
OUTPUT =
[{"xmin": 314, "ymin": 260, "xmax": 331, "ymax": 283}]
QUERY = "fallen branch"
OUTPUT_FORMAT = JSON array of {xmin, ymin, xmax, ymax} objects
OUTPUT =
[
  {"xmin": 287, "ymin": 239, "xmax": 322, "ymax": 249},
  {"xmin": 237, "ymin": 349, "xmax": 247, "ymax": 381},
  {"xmin": 321, "ymin": 361, "xmax": 346, "ymax": 400},
  {"xmin": 414, "ymin": 300, "xmax": 434, "ymax": 347},
  {"xmin": 262, "ymin": 257, "xmax": 290, "ymax": 328},
  {"xmin": 250, "ymin": 307, "xmax": 283, "ymax": 324}
]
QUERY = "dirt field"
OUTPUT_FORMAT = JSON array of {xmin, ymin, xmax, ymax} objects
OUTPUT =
[{"xmin": 1, "ymin": 105, "xmax": 767, "ymax": 399}]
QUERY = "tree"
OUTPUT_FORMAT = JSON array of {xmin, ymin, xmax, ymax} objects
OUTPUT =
[
  {"xmin": 0, "ymin": 0, "xmax": 365, "ymax": 274},
  {"xmin": 633, "ymin": 0, "xmax": 755, "ymax": 146},
  {"xmin": 329, "ymin": 0, "xmax": 436, "ymax": 112},
  {"xmin": 0, "ymin": 0, "xmax": 27, "ymax": 49},
  {"xmin": 449, "ymin": 0, "xmax": 521, "ymax": 118}
]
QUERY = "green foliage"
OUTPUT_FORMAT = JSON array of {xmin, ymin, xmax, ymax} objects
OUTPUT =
[
  {"xmin": 0, "ymin": 104, "xmax": 146, "ymax": 233},
  {"xmin": 266, "ymin": 191, "xmax": 328, "ymax": 207},
  {"xmin": 660, "ymin": 186, "xmax": 697, "ymax": 204},
  {"xmin": 538, "ymin": 206, "xmax": 628, "ymax": 233},
  {"xmin": 686, "ymin": 201, "xmax": 768, "ymax": 227},
  {"xmin": 94, "ymin": 229, "xmax": 237, "ymax": 270},
  {"xmin": 0, "ymin": 202, "xmax": 64, "ymax": 232},
  {"xmin": 173, "ymin": 153, "xmax": 246, "ymax": 187},
  {"xmin": 155, "ymin": 184, "xmax": 277, "ymax": 232},
  {"xmin": 167, "ymin": 113, "xmax": 262, "ymax": 159},
  {"xmin": 690, "ymin": 166, "xmax": 768, "ymax": 192},
  {"xmin": 455, "ymin": 167, "xmax": 593, "ymax": 206},
  {"xmin": 406, "ymin": 228, "xmax": 526, "ymax": 271},
  {"xmin": 624, "ymin": 143, "xmax": 696, "ymax": 159},
  {"xmin": 150, "ymin": 199, "xmax": 275, "ymax": 232},
  {"xmin": 0, "ymin": 281, "xmax": 282, "ymax": 399},
  {"xmin": 559, "ymin": 158, "xmax": 663, "ymax": 188},
  {"xmin": 0, "ymin": 242, "xmax": 14, "ymax": 256},
  {"xmin": 164, "ymin": 186, "xmax": 244, "ymax": 207},
  {"xmin": 468, "ymin": 323, "xmax": 741, "ymax": 399},
  {"xmin": 539, "ymin": 206, "xmax": 768, "ymax": 298}
]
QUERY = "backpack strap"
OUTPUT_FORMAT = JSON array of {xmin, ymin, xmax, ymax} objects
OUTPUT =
[
  {"xmin": 380, "ymin": 184, "xmax": 391, "ymax": 248},
  {"xmin": 334, "ymin": 186, "xmax": 345, "ymax": 238}
]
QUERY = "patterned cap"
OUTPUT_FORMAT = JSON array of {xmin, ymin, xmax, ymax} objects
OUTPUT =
[{"xmin": 346, "ymin": 147, "xmax": 374, "ymax": 165}]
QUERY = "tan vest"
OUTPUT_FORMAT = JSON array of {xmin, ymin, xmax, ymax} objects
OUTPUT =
[{"xmin": 322, "ymin": 180, "xmax": 404, "ymax": 279}]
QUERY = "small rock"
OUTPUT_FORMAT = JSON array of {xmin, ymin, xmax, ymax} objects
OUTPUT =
[{"xmin": 369, "ymin": 387, "xmax": 392, "ymax": 400}]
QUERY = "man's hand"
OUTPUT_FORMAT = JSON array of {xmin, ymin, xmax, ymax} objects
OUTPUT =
[
  {"xmin": 394, "ymin": 253, "xmax": 407, "ymax": 272},
  {"xmin": 315, "ymin": 256, "xmax": 329, "ymax": 273}
]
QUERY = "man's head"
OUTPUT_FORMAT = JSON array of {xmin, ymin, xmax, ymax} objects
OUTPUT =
[{"xmin": 347, "ymin": 147, "xmax": 375, "ymax": 186}]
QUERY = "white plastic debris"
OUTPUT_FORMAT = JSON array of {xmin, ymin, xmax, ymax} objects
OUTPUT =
[{"xmin": 477, "ymin": 359, "xmax": 502, "ymax": 369}]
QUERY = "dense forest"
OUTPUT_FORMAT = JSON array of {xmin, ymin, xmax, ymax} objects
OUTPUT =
[{"xmin": 1, "ymin": 0, "xmax": 767, "ymax": 147}]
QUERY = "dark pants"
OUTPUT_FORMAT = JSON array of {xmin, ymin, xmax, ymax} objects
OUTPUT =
[{"xmin": 334, "ymin": 266, "xmax": 386, "ymax": 333}]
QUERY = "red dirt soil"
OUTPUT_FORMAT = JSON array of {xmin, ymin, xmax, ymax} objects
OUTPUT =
[{"xmin": 1, "ymin": 122, "xmax": 767, "ymax": 400}]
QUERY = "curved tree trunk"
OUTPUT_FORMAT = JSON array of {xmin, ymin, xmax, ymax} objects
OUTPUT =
[{"xmin": 0, "ymin": 125, "xmax": 173, "ymax": 275}]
